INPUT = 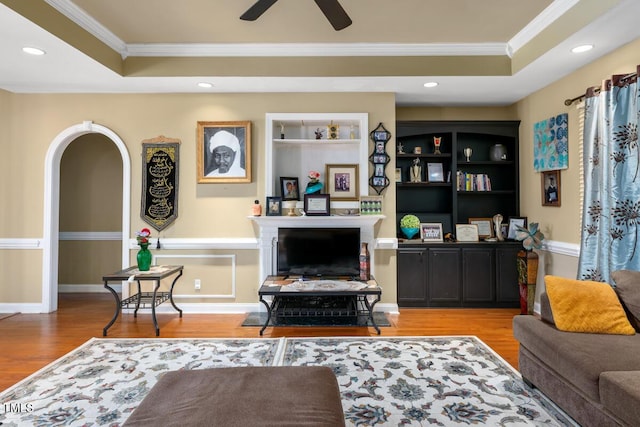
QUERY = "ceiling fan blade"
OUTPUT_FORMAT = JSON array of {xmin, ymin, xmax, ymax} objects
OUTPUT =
[
  {"xmin": 240, "ymin": 0, "xmax": 279, "ymax": 21},
  {"xmin": 314, "ymin": 0, "xmax": 352, "ymax": 31},
  {"xmin": 315, "ymin": 0, "xmax": 351, "ymax": 31}
]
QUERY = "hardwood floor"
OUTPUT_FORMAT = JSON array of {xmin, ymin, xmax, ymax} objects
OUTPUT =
[{"xmin": 0, "ymin": 293, "xmax": 521, "ymax": 392}]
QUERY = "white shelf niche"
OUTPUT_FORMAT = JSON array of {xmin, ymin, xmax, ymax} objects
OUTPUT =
[{"xmin": 265, "ymin": 113, "xmax": 369, "ymax": 210}]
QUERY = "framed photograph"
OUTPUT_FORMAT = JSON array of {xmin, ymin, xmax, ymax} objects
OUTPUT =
[
  {"xmin": 501, "ymin": 223, "xmax": 509, "ymax": 239},
  {"xmin": 266, "ymin": 196, "xmax": 282, "ymax": 216},
  {"xmin": 197, "ymin": 121, "xmax": 251, "ymax": 184},
  {"xmin": 326, "ymin": 164, "xmax": 359, "ymax": 201},
  {"xmin": 373, "ymin": 130, "xmax": 390, "ymax": 141},
  {"xmin": 395, "ymin": 168, "xmax": 402, "ymax": 183},
  {"xmin": 456, "ymin": 224, "xmax": 480, "ymax": 242},
  {"xmin": 468, "ymin": 217, "xmax": 494, "ymax": 239},
  {"xmin": 427, "ymin": 163, "xmax": 444, "ymax": 182},
  {"xmin": 360, "ymin": 196, "xmax": 383, "ymax": 215},
  {"xmin": 507, "ymin": 217, "xmax": 528, "ymax": 240},
  {"xmin": 542, "ymin": 170, "xmax": 561, "ymax": 206},
  {"xmin": 304, "ymin": 194, "xmax": 330, "ymax": 216},
  {"xmin": 280, "ymin": 177, "xmax": 299, "ymax": 201},
  {"xmin": 420, "ymin": 223, "xmax": 444, "ymax": 242},
  {"xmin": 374, "ymin": 163, "xmax": 385, "ymax": 177}
]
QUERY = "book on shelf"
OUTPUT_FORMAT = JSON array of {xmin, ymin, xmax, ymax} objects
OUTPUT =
[{"xmin": 456, "ymin": 171, "xmax": 492, "ymax": 191}]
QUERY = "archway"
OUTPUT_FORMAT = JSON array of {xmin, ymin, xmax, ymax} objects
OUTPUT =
[{"xmin": 42, "ymin": 121, "xmax": 131, "ymax": 312}]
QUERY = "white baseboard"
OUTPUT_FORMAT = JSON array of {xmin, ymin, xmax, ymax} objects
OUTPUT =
[
  {"xmin": 59, "ymin": 284, "xmax": 120, "ymax": 293},
  {"xmin": 0, "ymin": 303, "xmax": 47, "ymax": 313}
]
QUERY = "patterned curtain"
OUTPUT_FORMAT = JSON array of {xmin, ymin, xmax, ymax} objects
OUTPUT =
[{"xmin": 578, "ymin": 66, "xmax": 640, "ymax": 282}]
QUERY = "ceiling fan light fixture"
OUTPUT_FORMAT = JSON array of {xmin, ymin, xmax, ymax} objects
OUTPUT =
[
  {"xmin": 22, "ymin": 46, "xmax": 46, "ymax": 56},
  {"xmin": 423, "ymin": 82, "xmax": 438, "ymax": 88},
  {"xmin": 571, "ymin": 44, "xmax": 594, "ymax": 53},
  {"xmin": 197, "ymin": 82, "xmax": 213, "ymax": 88}
]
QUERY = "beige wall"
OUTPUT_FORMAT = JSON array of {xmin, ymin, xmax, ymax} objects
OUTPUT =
[
  {"xmin": 515, "ymin": 37, "xmax": 640, "ymax": 245},
  {"xmin": 1, "ymin": 92, "xmax": 397, "ymax": 305},
  {"xmin": 397, "ymin": 106, "xmax": 517, "ymax": 121}
]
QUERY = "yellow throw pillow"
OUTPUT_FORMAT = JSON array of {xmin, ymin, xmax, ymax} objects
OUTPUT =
[{"xmin": 545, "ymin": 275, "xmax": 635, "ymax": 335}]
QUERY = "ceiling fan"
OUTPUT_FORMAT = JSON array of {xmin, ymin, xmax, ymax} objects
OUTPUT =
[{"xmin": 240, "ymin": 0, "xmax": 352, "ymax": 31}]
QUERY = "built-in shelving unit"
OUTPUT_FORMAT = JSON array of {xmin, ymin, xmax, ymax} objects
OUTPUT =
[
  {"xmin": 395, "ymin": 120, "xmax": 520, "ymax": 235},
  {"xmin": 265, "ymin": 113, "xmax": 369, "ymax": 210}
]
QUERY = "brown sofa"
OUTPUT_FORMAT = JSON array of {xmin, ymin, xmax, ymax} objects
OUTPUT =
[{"xmin": 513, "ymin": 287, "xmax": 640, "ymax": 427}]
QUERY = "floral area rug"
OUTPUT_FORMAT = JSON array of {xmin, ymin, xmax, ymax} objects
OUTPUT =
[
  {"xmin": 280, "ymin": 337, "xmax": 576, "ymax": 426},
  {"xmin": 0, "ymin": 336, "xmax": 576, "ymax": 426}
]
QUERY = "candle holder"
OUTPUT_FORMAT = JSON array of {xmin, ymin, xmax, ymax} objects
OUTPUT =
[{"xmin": 433, "ymin": 136, "xmax": 442, "ymax": 155}]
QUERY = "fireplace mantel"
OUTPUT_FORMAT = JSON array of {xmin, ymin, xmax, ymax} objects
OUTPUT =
[{"xmin": 250, "ymin": 215, "xmax": 385, "ymax": 281}]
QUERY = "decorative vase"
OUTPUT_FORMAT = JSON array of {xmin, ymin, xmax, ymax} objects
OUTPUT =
[
  {"xmin": 401, "ymin": 227, "xmax": 419, "ymax": 240},
  {"xmin": 517, "ymin": 249, "xmax": 539, "ymax": 315},
  {"xmin": 137, "ymin": 244, "xmax": 152, "ymax": 271},
  {"xmin": 489, "ymin": 144, "xmax": 507, "ymax": 161},
  {"xmin": 305, "ymin": 181, "xmax": 323, "ymax": 194}
]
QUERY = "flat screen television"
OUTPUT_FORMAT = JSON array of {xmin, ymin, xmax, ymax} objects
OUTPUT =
[{"xmin": 277, "ymin": 227, "xmax": 360, "ymax": 277}]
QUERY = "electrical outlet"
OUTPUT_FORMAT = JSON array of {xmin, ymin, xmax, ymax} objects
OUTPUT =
[{"xmin": 194, "ymin": 279, "xmax": 201, "ymax": 290}]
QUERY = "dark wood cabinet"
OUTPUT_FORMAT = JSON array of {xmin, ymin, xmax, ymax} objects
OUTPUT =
[
  {"xmin": 397, "ymin": 242, "xmax": 521, "ymax": 308},
  {"xmin": 427, "ymin": 248, "xmax": 461, "ymax": 304}
]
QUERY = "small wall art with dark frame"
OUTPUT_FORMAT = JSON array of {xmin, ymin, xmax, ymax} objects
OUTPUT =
[
  {"xmin": 197, "ymin": 121, "xmax": 251, "ymax": 184},
  {"xmin": 368, "ymin": 122, "xmax": 391, "ymax": 195},
  {"xmin": 541, "ymin": 170, "xmax": 561, "ymax": 206}
]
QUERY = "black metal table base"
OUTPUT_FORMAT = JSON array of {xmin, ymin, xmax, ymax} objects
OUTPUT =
[
  {"xmin": 259, "ymin": 292, "xmax": 381, "ymax": 336},
  {"xmin": 103, "ymin": 266, "xmax": 183, "ymax": 337}
]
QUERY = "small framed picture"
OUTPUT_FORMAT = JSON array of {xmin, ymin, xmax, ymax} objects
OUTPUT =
[
  {"xmin": 420, "ymin": 223, "xmax": 444, "ymax": 242},
  {"xmin": 326, "ymin": 164, "xmax": 359, "ymax": 201},
  {"xmin": 395, "ymin": 168, "xmax": 402, "ymax": 183},
  {"xmin": 542, "ymin": 170, "xmax": 561, "ymax": 206},
  {"xmin": 304, "ymin": 194, "xmax": 330, "ymax": 216},
  {"xmin": 373, "ymin": 130, "xmax": 390, "ymax": 141},
  {"xmin": 266, "ymin": 196, "xmax": 282, "ymax": 216},
  {"xmin": 280, "ymin": 177, "xmax": 299, "ymax": 201},
  {"xmin": 501, "ymin": 223, "xmax": 509, "ymax": 239},
  {"xmin": 360, "ymin": 196, "xmax": 383, "ymax": 215},
  {"xmin": 374, "ymin": 163, "xmax": 385, "ymax": 177},
  {"xmin": 427, "ymin": 163, "xmax": 444, "ymax": 182},
  {"xmin": 456, "ymin": 224, "xmax": 480, "ymax": 242},
  {"xmin": 507, "ymin": 217, "xmax": 528, "ymax": 240},
  {"xmin": 468, "ymin": 217, "xmax": 494, "ymax": 239}
]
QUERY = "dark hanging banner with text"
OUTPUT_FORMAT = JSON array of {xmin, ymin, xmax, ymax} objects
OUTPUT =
[{"xmin": 141, "ymin": 136, "xmax": 180, "ymax": 231}]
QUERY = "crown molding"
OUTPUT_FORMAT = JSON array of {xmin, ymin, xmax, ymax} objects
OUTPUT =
[
  {"xmin": 44, "ymin": 0, "xmax": 128, "ymax": 56},
  {"xmin": 508, "ymin": 0, "xmax": 579, "ymax": 56},
  {"xmin": 125, "ymin": 42, "xmax": 509, "ymax": 58}
]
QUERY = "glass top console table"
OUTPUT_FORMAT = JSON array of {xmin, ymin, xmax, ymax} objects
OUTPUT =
[{"xmin": 102, "ymin": 265, "xmax": 184, "ymax": 337}]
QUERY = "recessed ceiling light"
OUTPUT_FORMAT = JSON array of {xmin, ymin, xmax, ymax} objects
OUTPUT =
[
  {"xmin": 22, "ymin": 46, "xmax": 46, "ymax": 56},
  {"xmin": 197, "ymin": 82, "xmax": 213, "ymax": 88},
  {"xmin": 571, "ymin": 44, "xmax": 594, "ymax": 53},
  {"xmin": 423, "ymin": 82, "xmax": 438, "ymax": 88}
]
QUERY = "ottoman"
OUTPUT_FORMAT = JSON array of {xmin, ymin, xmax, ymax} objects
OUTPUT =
[{"xmin": 123, "ymin": 366, "xmax": 345, "ymax": 427}]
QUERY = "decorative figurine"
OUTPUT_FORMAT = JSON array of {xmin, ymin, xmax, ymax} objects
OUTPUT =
[
  {"xmin": 464, "ymin": 147, "xmax": 473, "ymax": 162},
  {"xmin": 433, "ymin": 136, "xmax": 442, "ymax": 155},
  {"xmin": 410, "ymin": 158, "xmax": 422, "ymax": 183},
  {"xmin": 280, "ymin": 123, "xmax": 285, "ymax": 139},
  {"xmin": 314, "ymin": 128, "xmax": 323, "ymax": 139},
  {"xmin": 397, "ymin": 142, "xmax": 405, "ymax": 154},
  {"xmin": 493, "ymin": 213, "xmax": 504, "ymax": 241}
]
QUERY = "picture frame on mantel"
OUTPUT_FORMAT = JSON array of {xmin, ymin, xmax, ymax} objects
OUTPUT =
[
  {"xmin": 197, "ymin": 121, "xmax": 251, "ymax": 184},
  {"xmin": 326, "ymin": 164, "xmax": 359, "ymax": 201},
  {"xmin": 304, "ymin": 194, "xmax": 330, "ymax": 216}
]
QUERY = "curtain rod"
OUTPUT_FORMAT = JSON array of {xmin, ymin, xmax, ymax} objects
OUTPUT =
[{"xmin": 564, "ymin": 72, "xmax": 637, "ymax": 106}]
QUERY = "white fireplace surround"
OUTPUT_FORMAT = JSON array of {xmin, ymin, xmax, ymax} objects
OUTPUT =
[{"xmin": 250, "ymin": 215, "xmax": 384, "ymax": 281}]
